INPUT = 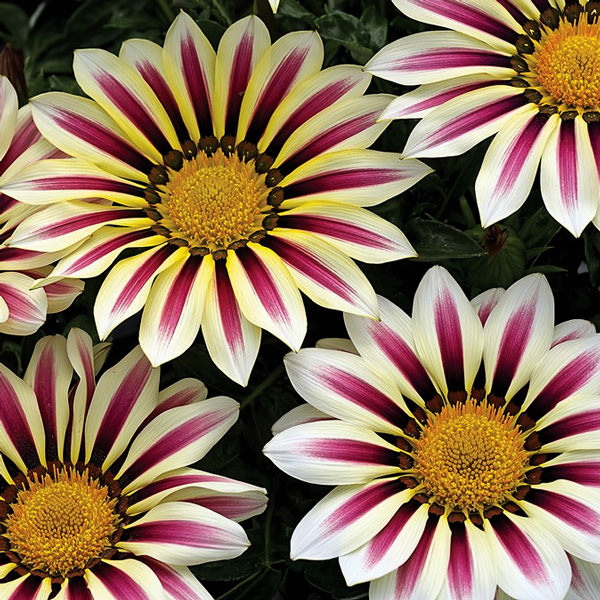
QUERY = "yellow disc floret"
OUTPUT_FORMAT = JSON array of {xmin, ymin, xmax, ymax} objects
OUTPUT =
[
  {"xmin": 534, "ymin": 19, "xmax": 600, "ymax": 109},
  {"xmin": 413, "ymin": 399, "xmax": 528, "ymax": 512},
  {"xmin": 4, "ymin": 468, "xmax": 119, "ymax": 577},
  {"xmin": 160, "ymin": 149, "xmax": 270, "ymax": 250}
]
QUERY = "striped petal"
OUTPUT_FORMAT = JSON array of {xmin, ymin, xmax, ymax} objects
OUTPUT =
[
  {"xmin": 264, "ymin": 229, "xmax": 379, "ymax": 318},
  {"xmin": 522, "ymin": 480, "xmax": 600, "ymax": 562},
  {"xmin": 291, "ymin": 479, "xmax": 409, "ymax": 560},
  {"xmin": 0, "ymin": 575, "xmax": 51, "ymax": 600},
  {"xmin": 366, "ymin": 31, "xmax": 512, "ymax": 86},
  {"xmin": 163, "ymin": 11, "xmax": 215, "ymax": 141},
  {"xmin": 392, "ymin": 0, "xmax": 521, "ymax": 53},
  {"xmin": 85, "ymin": 559, "xmax": 164, "ymax": 600},
  {"xmin": 476, "ymin": 109, "xmax": 559, "ymax": 226},
  {"xmin": 34, "ymin": 274, "xmax": 84, "ymax": 314},
  {"xmin": 403, "ymin": 86, "xmax": 529, "ymax": 159},
  {"xmin": 565, "ymin": 555, "xmax": 600, "ymax": 600},
  {"xmin": 485, "ymin": 513, "xmax": 571, "ymax": 600},
  {"xmin": 237, "ymin": 30, "xmax": 323, "ymax": 143},
  {"xmin": 201, "ymin": 258, "xmax": 261, "ymax": 386},
  {"xmin": 284, "ymin": 348, "xmax": 409, "ymax": 435},
  {"xmin": 273, "ymin": 94, "xmax": 393, "ymax": 171},
  {"xmin": 280, "ymin": 149, "xmax": 432, "ymax": 208},
  {"xmin": 369, "ymin": 516, "xmax": 452, "ymax": 600},
  {"xmin": 264, "ymin": 420, "xmax": 400, "ymax": 485},
  {"xmin": 552, "ymin": 319, "xmax": 597, "ymax": 347},
  {"xmin": 542, "ymin": 451, "xmax": 600, "ymax": 488},
  {"xmin": 412, "ymin": 266, "xmax": 483, "ymax": 395},
  {"xmin": 344, "ymin": 295, "xmax": 438, "ymax": 404},
  {"xmin": 139, "ymin": 559, "xmax": 213, "ymax": 600},
  {"xmin": 84, "ymin": 345, "xmax": 159, "ymax": 471},
  {"xmin": 271, "ymin": 404, "xmax": 334, "ymax": 435},
  {"xmin": 0, "ymin": 76, "xmax": 18, "ymax": 163},
  {"xmin": 8, "ymin": 201, "xmax": 150, "ymax": 252},
  {"xmin": 212, "ymin": 15, "xmax": 270, "ymax": 139},
  {"xmin": 140, "ymin": 255, "xmax": 211, "ymax": 366},
  {"xmin": 0, "ymin": 363, "xmax": 45, "ymax": 472},
  {"xmin": 55, "ymin": 578, "xmax": 93, "ymax": 600},
  {"xmin": 0, "ymin": 158, "xmax": 146, "ymax": 205},
  {"xmin": 483, "ymin": 273, "xmax": 554, "ymax": 399},
  {"xmin": 338, "ymin": 501, "xmax": 429, "ymax": 585},
  {"xmin": 116, "ymin": 396, "xmax": 239, "ymax": 494},
  {"xmin": 73, "ymin": 48, "xmax": 179, "ymax": 161},
  {"xmin": 523, "ymin": 336, "xmax": 600, "ymax": 420},
  {"xmin": 24, "ymin": 335, "xmax": 71, "ymax": 463},
  {"xmin": 0, "ymin": 272, "xmax": 47, "ymax": 336},
  {"xmin": 145, "ymin": 377, "xmax": 208, "ymax": 424},
  {"xmin": 31, "ymin": 92, "xmax": 154, "ymax": 180},
  {"xmin": 540, "ymin": 116, "xmax": 600, "ymax": 237},
  {"xmin": 471, "ymin": 288, "xmax": 505, "ymax": 325},
  {"xmin": 259, "ymin": 65, "xmax": 371, "ymax": 156},
  {"xmin": 278, "ymin": 201, "xmax": 416, "ymax": 263},
  {"xmin": 227, "ymin": 243, "xmax": 306, "ymax": 351},
  {"xmin": 119, "ymin": 501, "xmax": 249, "ymax": 565},
  {"xmin": 94, "ymin": 245, "xmax": 187, "ymax": 340},
  {"xmin": 49, "ymin": 227, "xmax": 162, "ymax": 280}
]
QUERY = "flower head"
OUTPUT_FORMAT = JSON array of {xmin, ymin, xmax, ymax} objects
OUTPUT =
[
  {"xmin": 0, "ymin": 328, "xmax": 266, "ymax": 599},
  {"xmin": 367, "ymin": 0, "xmax": 600, "ymax": 237},
  {"xmin": 0, "ymin": 12, "xmax": 431, "ymax": 384},
  {"xmin": 265, "ymin": 266, "xmax": 600, "ymax": 600},
  {"xmin": 0, "ymin": 76, "xmax": 83, "ymax": 334}
]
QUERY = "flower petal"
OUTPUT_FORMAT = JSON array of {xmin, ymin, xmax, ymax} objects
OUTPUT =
[
  {"xmin": 552, "ymin": 319, "xmax": 597, "ymax": 348},
  {"xmin": 412, "ymin": 265, "xmax": 483, "ymax": 395},
  {"xmin": 0, "ymin": 272, "xmax": 47, "ymax": 336},
  {"xmin": 139, "ymin": 559, "xmax": 214, "ymax": 600},
  {"xmin": 0, "ymin": 575, "xmax": 52, "ymax": 600},
  {"xmin": 565, "ymin": 555, "xmax": 600, "ymax": 600},
  {"xmin": 0, "ymin": 76, "xmax": 18, "ymax": 163},
  {"xmin": 119, "ymin": 501, "xmax": 250, "ymax": 565},
  {"xmin": 540, "ymin": 116, "xmax": 600, "ymax": 237},
  {"xmin": 85, "ymin": 559, "xmax": 164, "ymax": 600},
  {"xmin": 472, "ymin": 289, "xmax": 505, "ymax": 325},
  {"xmin": 271, "ymin": 404, "xmax": 334, "ymax": 435}
]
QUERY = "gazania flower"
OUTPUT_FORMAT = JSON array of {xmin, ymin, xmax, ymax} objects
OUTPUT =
[
  {"xmin": 367, "ymin": 0, "xmax": 600, "ymax": 237},
  {"xmin": 0, "ymin": 12, "xmax": 430, "ymax": 385},
  {"xmin": 0, "ymin": 328, "xmax": 266, "ymax": 599},
  {"xmin": 265, "ymin": 266, "xmax": 600, "ymax": 600},
  {"xmin": 0, "ymin": 76, "xmax": 83, "ymax": 334}
]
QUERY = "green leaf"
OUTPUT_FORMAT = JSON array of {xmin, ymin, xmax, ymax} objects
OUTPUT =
[
  {"xmin": 406, "ymin": 218, "xmax": 486, "ymax": 261},
  {"xmin": 315, "ymin": 11, "xmax": 373, "ymax": 63}
]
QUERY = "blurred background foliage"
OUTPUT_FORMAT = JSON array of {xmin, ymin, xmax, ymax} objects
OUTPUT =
[{"xmin": 1, "ymin": 0, "xmax": 600, "ymax": 598}]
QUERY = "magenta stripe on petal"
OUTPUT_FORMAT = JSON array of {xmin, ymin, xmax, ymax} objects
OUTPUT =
[
  {"xmin": 427, "ymin": 94, "xmax": 525, "ymax": 149},
  {"xmin": 33, "ymin": 345, "xmax": 60, "ymax": 459},
  {"xmin": 366, "ymin": 501, "xmax": 418, "ymax": 565},
  {"xmin": 52, "ymin": 110, "xmax": 153, "ymax": 173},
  {"xmin": 589, "ymin": 122, "xmax": 600, "ymax": 177},
  {"xmin": 394, "ymin": 517, "xmax": 437, "ymax": 595},
  {"xmin": 267, "ymin": 77, "xmax": 361, "ymax": 156},
  {"xmin": 528, "ymin": 347, "xmax": 600, "ymax": 419},
  {"xmin": 225, "ymin": 31, "xmax": 254, "ymax": 136},
  {"xmin": 142, "ymin": 558, "xmax": 198, "ymax": 600},
  {"xmin": 215, "ymin": 260, "xmax": 244, "ymax": 353},
  {"xmin": 396, "ymin": 50, "xmax": 510, "ymax": 72},
  {"xmin": 120, "ymin": 410, "xmax": 227, "ymax": 486},
  {"xmin": 136, "ymin": 61, "xmax": 188, "ymax": 142},
  {"xmin": 447, "ymin": 523, "xmax": 473, "ymax": 596},
  {"xmin": 246, "ymin": 46, "xmax": 311, "ymax": 142},
  {"xmin": 0, "ymin": 118, "xmax": 39, "ymax": 173},
  {"xmin": 539, "ymin": 409, "xmax": 600, "ymax": 444},
  {"xmin": 0, "ymin": 247, "xmax": 43, "ymax": 264},
  {"xmin": 97, "ymin": 72, "xmax": 171, "ymax": 154},
  {"xmin": 32, "ymin": 175, "xmax": 144, "ymax": 198},
  {"xmin": 283, "ymin": 111, "xmax": 381, "ymax": 171},
  {"xmin": 141, "ymin": 385, "xmax": 203, "ymax": 428},
  {"xmin": 8, "ymin": 577, "xmax": 43, "ymax": 600},
  {"xmin": 407, "ymin": 0, "xmax": 516, "ymax": 41},
  {"xmin": 493, "ymin": 514, "xmax": 547, "ymax": 582},
  {"xmin": 434, "ymin": 289, "xmax": 464, "ymax": 391},
  {"xmin": 127, "ymin": 519, "xmax": 229, "ymax": 548},
  {"xmin": 490, "ymin": 301, "xmax": 535, "ymax": 395},
  {"xmin": 495, "ymin": 113, "xmax": 548, "ymax": 195},
  {"xmin": 280, "ymin": 214, "xmax": 396, "ymax": 250},
  {"xmin": 93, "ymin": 562, "xmax": 151, "ymax": 599},
  {"xmin": 496, "ymin": 0, "xmax": 527, "ymax": 23},
  {"xmin": 367, "ymin": 321, "xmax": 437, "ymax": 401},
  {"xmin": 237, "ymin": 247, "xmax": 290, "ymax": 324},
  {"xmin": 528, "ymin": 488, "xmax": 600, "ymax": 532},
  {"xmin": 0, "ymin": 193, "xmax": 17, "ymax": 218},
  {"xmin": 543, "ymin": 462, "xmax": 600, "ymax": 487},
  {"xmin": 324, "ymin": 479, "xmax": 401, "ymax": 532},
  {"xmin": 180, "ymin": 35, "xmax": 213, "ymax": 136},
  {"xmin": 319, "ymin": 366, "xmax": 408, "ymax": 426},
  {"xmin": 307, "ymin": 438, "xmax": 397, "ymax": 465},
  {"xmin": 264, "ymin": 235, "xmax": 354, "ymax": 303},
  {"xmin": 0, "ymin": 283, "xmax": 40, "ymax": 322},
  {"xmin": 187, "ymin": 495, "xmax": 265, "ymax": 520},
  {"xmin": 283, "ymin": 168, "xmax": 401, "ymax": 200},
  {"xmin": 557, "ymin": 120, "xmax": 578, "ymax": 209},
  {"xmin": 64, "ymin": 578, "xmax": 93, "ymax": 600},
  {"xmin": 130, "ymin": 473, "xmax": 223, "ymax": 505}
]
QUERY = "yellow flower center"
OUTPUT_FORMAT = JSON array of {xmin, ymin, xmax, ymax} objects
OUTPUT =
[
  {"xmin": 534, "ymin": 19, "xmax": 600, "ymax": 109},
  {"xmin": 413, "ymin": 399, "xmax": 528, "ymax": 512},
  {"xmin": 159, "ymin": 149, "xmax": 270, "ymax": 251},
  {"xmin": 3, "ymin": 468, "xmax": 119, "ymax": 577}
]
